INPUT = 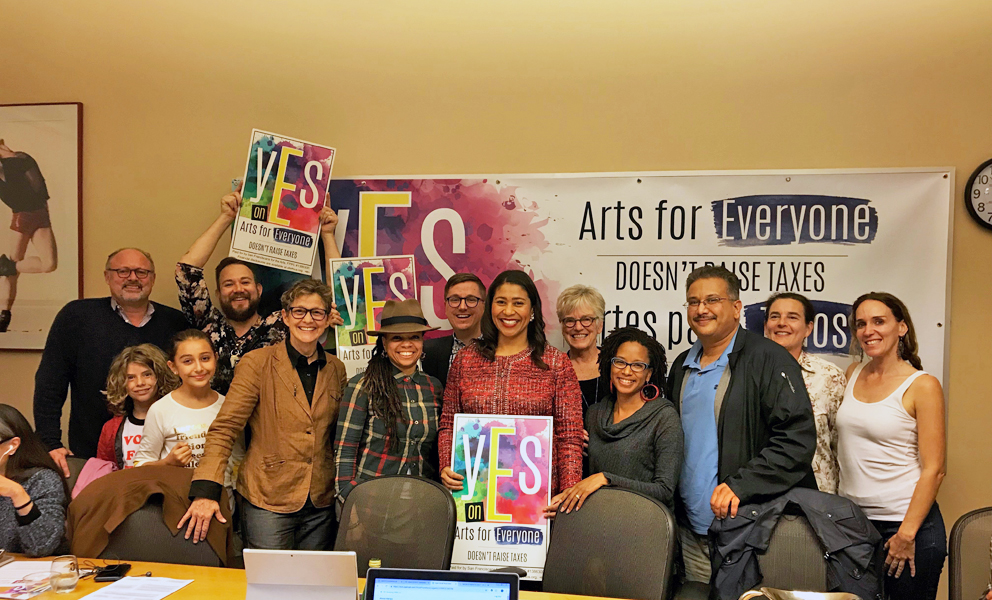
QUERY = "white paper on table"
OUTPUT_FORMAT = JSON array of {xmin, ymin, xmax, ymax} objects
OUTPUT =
[
  {"xmin": 0, "ymin": 561, "xmax": 54, "ymax": 585},
  {"xmin": 80, "ymin": 577, "xmax": 193, "ymax": 600}
]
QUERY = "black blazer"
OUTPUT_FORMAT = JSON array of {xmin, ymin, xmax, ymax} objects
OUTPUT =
[{"xmin": 423, "ymin": 334, "xmax": 456, "ymax": 389}]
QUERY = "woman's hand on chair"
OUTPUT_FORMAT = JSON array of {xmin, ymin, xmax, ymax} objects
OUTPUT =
[
  {"xmin": 178, "ymin": 498, "xmax": 226, "ymax": 543},
  {"xmin": 545, "ymin": 473, "xmax": 608, "ymax": 516}
]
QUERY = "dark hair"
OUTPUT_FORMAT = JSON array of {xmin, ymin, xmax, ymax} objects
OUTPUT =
[
  {"xmin": 849, "ymin": 292, "xmax": 922, "ymax": 370},
  {"xmin": 215, "ymin": 257, "xmax": 257, "ymax": 289},
  {"xmin": 359, "ymin": 337, "xmax": 408, "ymax": 450},
  {"xmin": 168, "ymin": 329, "xmax": 215, "ymax": 362},
  {"xmin": 444, "ymin": 273, "xmax": 486, "ymax": 298},
  {"xmin": 477, "ymin": 270, "xmax": 549, "ymax": 370},
  {"xmin": 598, "ymin": 327, "xmax": 668, "ymax": 399},
  {"xmin": 280, "ymin": 278, "xmax": 335, "ymax": 311},
  {"xmin": 764, "ymin": 293, "xmax": 815, "ymax": 325},
  {"xmin": 685, "ymin": 265, "xmax": 740, "ymax": 300},
  {"xmin": 0, "ymin": 405, "xmax": 70, "ymax": 502}
]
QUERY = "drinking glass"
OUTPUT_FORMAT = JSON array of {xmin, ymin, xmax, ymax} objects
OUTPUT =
[{"xmin": 50, "ymin": 555, "xmax": 79, "ymax": 593}]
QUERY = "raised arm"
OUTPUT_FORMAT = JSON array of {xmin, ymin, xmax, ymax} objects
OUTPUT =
[{"xmin": 179, "ymin": 190, "xmax": 240, "ymax": 268}]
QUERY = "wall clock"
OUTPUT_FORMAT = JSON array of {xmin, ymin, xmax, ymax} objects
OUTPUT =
[{"xmin": 966, "ymin": 159, "xmax": 992, "ymax": 230}]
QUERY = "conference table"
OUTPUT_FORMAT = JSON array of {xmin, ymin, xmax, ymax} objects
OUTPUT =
[{"xmin": 15, "ymin": 558, "xmax": 616, "ymax": 600}]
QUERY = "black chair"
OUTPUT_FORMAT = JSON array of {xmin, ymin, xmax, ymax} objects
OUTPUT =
[
  {"xmin": 99, "ymin": 496, "xmax": 223, "ymax": 567},
  {"xmin": 543, "ymin": 488, "xmax": 677, "ymax": 600},
  {"xmin": 333, "ymin": 475, "xmax": 456, "ymax": 577},
  {"xmin": 950, "ymin": 506, "xmax": 992, "ymax": 600},
  {"xmin": 64, "ymin": 456, "xmax": 88, "ymax": 494}
]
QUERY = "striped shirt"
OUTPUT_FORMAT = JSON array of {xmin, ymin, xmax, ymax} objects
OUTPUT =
[{"xmin": 334, "ymin": 367, "xmax": 443, "ymax": 500}]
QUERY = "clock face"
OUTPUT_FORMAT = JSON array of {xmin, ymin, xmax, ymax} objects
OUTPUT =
[{"xmin": 967, "ymin": 159, "xmax": 992, "ymax": 230}]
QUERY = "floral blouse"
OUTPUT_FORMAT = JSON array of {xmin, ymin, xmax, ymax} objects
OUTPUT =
[{"xmin": 798, "ymin": 351, "xmax": 847, "ymax": 494}]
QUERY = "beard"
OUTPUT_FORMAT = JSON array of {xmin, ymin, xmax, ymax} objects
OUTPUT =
[{"xmin": 219, "ymin": 293, "xmax": 261, "ymax": 322}]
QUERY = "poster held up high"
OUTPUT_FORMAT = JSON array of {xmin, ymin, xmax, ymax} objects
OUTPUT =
[
  {"xmin": 329, "ymin": 255, "xmax": 417, "ymax": 377},
  {"xmin": 450, "ymin": 414, "xmax": 552, "ymax": 581},
  {"xmin": 229, "ymin": 129, "xmax": 335, "ymax": 275}
]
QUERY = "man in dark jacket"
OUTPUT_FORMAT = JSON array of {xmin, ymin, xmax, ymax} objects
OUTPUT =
[
  {"xmin": 667, "ymin": 265, "xmax": 816, "ymax": 583},
  {"xmin": 422, "ymin": 273, "xmax": 485, "ymax": 388}
]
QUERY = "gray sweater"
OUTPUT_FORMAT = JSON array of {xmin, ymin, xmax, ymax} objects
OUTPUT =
[
  {"xmin": 586, "ymin": 396, "xmax": 684, "ymax": 508},
  {"xmin": 0, "ymin": 468, "xmax": 66, "ymax": 557}
]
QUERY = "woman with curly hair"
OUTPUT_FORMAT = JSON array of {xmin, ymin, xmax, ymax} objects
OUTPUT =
[
  {"xmin": 438, "ymin": 270, "xmax": 584, "ymax": 495},
  {"xmin": 96, "ymin": 344, "xmax": 179, "ymax": 469},
  {"xmin": 545, "ymin": 326, "xmax": 683, "ymax": 515}
]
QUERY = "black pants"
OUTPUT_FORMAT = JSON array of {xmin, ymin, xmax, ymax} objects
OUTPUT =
[{"xmin": 870, "ymin": 502, "xmax": 946, "ymax": 600}]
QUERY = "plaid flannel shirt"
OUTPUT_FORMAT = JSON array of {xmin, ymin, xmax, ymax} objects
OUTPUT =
[{"xmin": 334, "ymin": 367, "xmax": 442, "ymax": 500}]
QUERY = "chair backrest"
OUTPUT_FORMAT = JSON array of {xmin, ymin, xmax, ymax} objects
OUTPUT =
[
  {"xmin": 756, "ymin": 512, "xmax": 828, "ymax": 592},
  {"xmin": 99, "ymin": 496, "xmax": 223, "ymax": 567},
  {"xmin": 542, "ymin": 487, "xmax": 676, "ymax": 600},
  {"xmin": 950, "ymin": 507, "xmax": 992, "ymax": 600},
  {"xmin": 64, "ymin": 456, "xmax": 88, "ymax": 493},
  {"xmin": 333, "ymin": 475, "xmax": 456, "ymax": 577}
]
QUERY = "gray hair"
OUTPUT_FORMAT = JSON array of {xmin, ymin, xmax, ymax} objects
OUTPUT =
[
  {"xmin": 556, "ymin": 284, "xmax": 606, "ymax": 321},
  {"xmin": 105, "ymin": 247, "xmax": 155, "ymax": 271},
  {"xmin": 685, "ymin": 265, "xmax": 740, "ymax": 300}
]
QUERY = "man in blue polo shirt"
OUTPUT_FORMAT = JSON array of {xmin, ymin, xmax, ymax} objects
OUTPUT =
[{"xmin": 668, "ymin": 265, "xmax": 816, "ymax": 583}]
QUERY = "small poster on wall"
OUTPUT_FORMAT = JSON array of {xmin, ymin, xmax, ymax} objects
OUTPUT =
[
  {"xmin": 229, "ymin": 129, "xmax": 335, "ymax": 275},
  {"xmin": 329, "ymin": 255, "xmax": 417, "ymax": 376},
  {"xmin": 449, "ymin": 414, "xmax": 552, "ymax": 581}
]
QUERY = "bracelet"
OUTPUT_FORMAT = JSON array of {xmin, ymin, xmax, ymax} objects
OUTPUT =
[{"xmin": 13, "ymin": 498, "xmax": 32, "ymax": 511}]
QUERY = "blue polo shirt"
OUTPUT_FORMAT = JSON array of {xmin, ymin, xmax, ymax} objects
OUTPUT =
[{"xmin": 679, "ymin": 332, "xmax": 737, "ymax": 535}]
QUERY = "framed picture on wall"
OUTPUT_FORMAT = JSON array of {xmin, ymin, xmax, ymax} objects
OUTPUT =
[{"xmin": 0, "ymin": 103, "xmax": 83, "ymax": 350}]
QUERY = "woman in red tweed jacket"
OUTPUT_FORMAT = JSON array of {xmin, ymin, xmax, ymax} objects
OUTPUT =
[{"xmin": 438, "ymin": 270, "xmax": 584, "ymax": 495}]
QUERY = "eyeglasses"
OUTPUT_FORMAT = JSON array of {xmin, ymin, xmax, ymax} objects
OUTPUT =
[
  {"xmin": 561, "ymin": 316, "xmax": 598, "ymax": 329},
  {"xmin": 445, "ymin": 295, "xmax": 482, "ymax": 308},
  {"xmin": 683, "ymin": 297, "xmax": 729, "ymax": 309},
  {"xmin": 286, "ymin": 307, "xmax": 329, "ymax": 321},
  {"xmin": 106, "ymin": 268, "xmax": 153, "ymax": 280},
  {"xmin": 610, "ymin": 357, "xmax": 650, "ymax": 373}
]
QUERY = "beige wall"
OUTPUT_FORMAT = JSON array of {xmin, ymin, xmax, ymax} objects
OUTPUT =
[{"xmin": 3, "ymin": 0, "xmax": 990, "ymax": 585}]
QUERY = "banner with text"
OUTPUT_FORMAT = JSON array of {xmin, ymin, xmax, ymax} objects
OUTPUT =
[
  {"xmin": 450, "ymin": 414, "xmax": 552, "ymax": 580},
  {"xmin": 329, "ymin": 255, "xmax": 417, "ymax": 376},
  {"xmin": 230, "ymin": 129, "xmax": 336, "ymax": 274},
  {"xmin": 327, "ymin": 171, "xmax": 951, "ymax": 380}
]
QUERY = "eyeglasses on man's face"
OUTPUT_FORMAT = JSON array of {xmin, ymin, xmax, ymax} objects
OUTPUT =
[
  {"xmin": 683, "ymin": 296, "xmax": 730, "ymax": 309},
  {"xmin": 561, "ymin": 316, "xmax": 598, "ymax": 329},
  {"xmin": 610, "ymin": 357, "xmax": 650, "ymax": 373},
  {"xmin": 445, "ymin": 295, "xmax": 482, "ymax": 308},
  {"xmin": 106, "ymin": 268, "xmax": 153, "ymax": 280},
  {"xmin": 286, "ymin": 306, "xmax": 329, "ymax": 321}
]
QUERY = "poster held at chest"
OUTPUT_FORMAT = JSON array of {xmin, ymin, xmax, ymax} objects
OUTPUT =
[
  {"xmin": 229, "ymin": 130, "xmax": 335, "ymax": 275},
  {"xmin": 450, "ymin": 414, "xmax": 552, "ymax": 580},
  {"xmin": 329, "ymin": 255, "xmax": 417, "ymax": 376}
]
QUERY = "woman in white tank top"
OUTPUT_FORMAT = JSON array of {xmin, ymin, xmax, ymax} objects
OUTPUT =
[{"xmin": 836, "ymin": 293, "xmax": 946, "ymax": 600}]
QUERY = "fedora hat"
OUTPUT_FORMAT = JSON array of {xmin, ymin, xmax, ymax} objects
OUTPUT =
[{"xmin": 367, "ymin": 299, "xmax": 440, "ymax": 335}]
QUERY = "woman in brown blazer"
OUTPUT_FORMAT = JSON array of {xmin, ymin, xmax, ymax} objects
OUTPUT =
[{"xmin": 179, "ymin": 279, "xmax": 347, "ymax": 550}]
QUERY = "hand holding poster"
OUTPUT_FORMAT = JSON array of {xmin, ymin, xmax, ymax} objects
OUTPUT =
[
  {"xmin": 229, "ymin": 129, "xmax": 335, "ymax": 274},
  {"xmin": 450, "ymin": 414, "xmax": 552, "ymax": 580},
  {"xmin": 330, "ymin": 255, "xmax": 417, "ymax": 376}
]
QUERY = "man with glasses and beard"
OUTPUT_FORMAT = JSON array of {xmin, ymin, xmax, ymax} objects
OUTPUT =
[
  {"xmin": 176, "ymin": 187, "xmax": 344, "ymax": 395},
  {"xmin": 34, "ymin": 248, "xmax": 188, "ymax": 476}
]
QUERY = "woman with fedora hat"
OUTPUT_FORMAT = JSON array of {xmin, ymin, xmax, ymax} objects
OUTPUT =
[{"xmin": 333, "ymin": 298, "xmax": 443, "ymax": 503}]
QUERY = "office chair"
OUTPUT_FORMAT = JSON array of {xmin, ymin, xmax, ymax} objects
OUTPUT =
[
  {"xmin": 64, "ymin": 456, "xmax": 88, "ymax": 493},
  {"xmin": 950, "ymin": 507, "xmax": 992, "ymax": 600},
  {"xmin": 756, "ymin": 511, "xmax": 829, "ymax": 591},
  {"xmin": 334, "ymin": 475, "xmax": 456, "ymax": 577},
  {"xmin": 543, "ymin": 487, "xmax": 677, "ymax": 600},
  {"xmin": 100, "ymin": 495, "xmax": 224, "ymax": 567}
]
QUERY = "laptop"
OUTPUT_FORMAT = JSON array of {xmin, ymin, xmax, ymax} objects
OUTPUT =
[
  {"xmin": 243, "ymin": 549, "xmax": 358, "ymax": 600},
  {"xmin": 364, "ymin": 568, "xmax": 519, "ymax": 600}
]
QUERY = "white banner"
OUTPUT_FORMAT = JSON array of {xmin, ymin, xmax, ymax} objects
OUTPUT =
[{"xmin": 328, "ymin": 170, "xmax": 952, "ymax": 382}]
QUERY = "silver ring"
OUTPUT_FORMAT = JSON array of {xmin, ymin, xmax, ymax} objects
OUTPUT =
[{"xmin": 574, "ymin": 494, "xmax": 580, "ymax": 498}]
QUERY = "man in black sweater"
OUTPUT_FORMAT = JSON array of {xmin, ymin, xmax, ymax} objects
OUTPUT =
[{"xmin": 33, "ymin": 248, "xmax": 188, "ymax": 476}]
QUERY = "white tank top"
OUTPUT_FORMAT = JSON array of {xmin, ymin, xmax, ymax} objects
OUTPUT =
[{"xmin": 837, "ymin": 363, "xmax": 925, "ymax": 521}]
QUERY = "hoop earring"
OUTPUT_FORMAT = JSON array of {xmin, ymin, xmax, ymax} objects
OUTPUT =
[
  {"xmin": 640, "ymin": 383, "xmax": 660, "ymax": 401},
  {"xmin": 609, "ymin": 380, "xmax": 614, "ymax": 394}
]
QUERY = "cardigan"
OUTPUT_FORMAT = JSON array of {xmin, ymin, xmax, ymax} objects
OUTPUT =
[{"xmin": 0, "ymin": 469, "xmax": 66, "ymax": 557}]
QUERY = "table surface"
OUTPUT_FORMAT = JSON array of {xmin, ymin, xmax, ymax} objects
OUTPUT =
[{"xmin": 13, "ymin": 558, "xmax": 615, "ymax": 600}]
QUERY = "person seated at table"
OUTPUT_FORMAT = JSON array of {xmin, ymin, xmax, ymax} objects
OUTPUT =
[
  {"xmin": 182, "ymin": 279, "xmax": 348, "ymax": 550},
  {"xmin": 334, "ymin": 299, "xmax": 442, "ymax": 503},
  {"xmin": 97, "ymin": 344, "xmax": 180, "ymax": 470},
  {"xmin": 545, "ymin": 327, "xmax": 683, "ymax": 516},
  {"xmin": 0, "ymin": 404, "xmax": 68, "ymax": 557},
  {"xmin": 438, "ymin": 269, "xmax": 584, "ymax": 496}
]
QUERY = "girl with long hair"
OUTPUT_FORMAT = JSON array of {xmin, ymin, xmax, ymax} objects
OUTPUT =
[
  {"xmin": 97, "ymin": 344, "xmax": 180, "ymax": 469},
  {"xmin": 334, "ymin": 299, "xmax": 442, "ymax": 501},
  {"xmin": 438, "ymin": 270, "xmax": 584, "ymax": 495},
  {"xmin": 837, "ymin": 292, "xmax": 946, "ymax": 600},
  {"xmin": 0, "ymin": 404, "xmax": 68, "ymax": 556}
]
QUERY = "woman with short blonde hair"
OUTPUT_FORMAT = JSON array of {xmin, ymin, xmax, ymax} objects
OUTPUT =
[{"xmin": 556, "ymin": 285, "xmax": 606, "ymax": 415}]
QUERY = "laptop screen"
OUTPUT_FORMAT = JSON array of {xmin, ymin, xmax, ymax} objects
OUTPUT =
[{"xmin": 369, "ymin": 577, "xmax": 512, "ymax": 600}]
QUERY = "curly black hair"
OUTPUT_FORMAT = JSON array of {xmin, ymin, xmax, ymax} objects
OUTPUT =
[{"xmin": 598, "ymin": 326, "xmax": 668, "ymax": 399}]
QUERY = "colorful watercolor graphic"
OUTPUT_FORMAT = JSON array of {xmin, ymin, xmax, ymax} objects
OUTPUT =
[{"xmin": 230, "ymin": 129, "xmax": 335, "ymax": 275}]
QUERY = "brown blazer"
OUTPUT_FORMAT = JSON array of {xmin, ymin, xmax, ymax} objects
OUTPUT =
[{"xmin": 193, "ymin": 342, "xmax": 347, "ymax": 513}]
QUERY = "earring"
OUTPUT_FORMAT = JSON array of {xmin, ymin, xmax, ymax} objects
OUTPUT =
[
  {"xmin": 898, "ymin": 336, "xmax": 905, "ymax": 357},
  {"xmin": 529, "ymin": 314, "xmax": 535, "ymax": 322},
  {"xmin": 640, "ymin": 384, "xmax": 660, "ymax": 401},
  {"xmin": 609, "ymin": 380, "xmax": 614, "ymax": 394}
]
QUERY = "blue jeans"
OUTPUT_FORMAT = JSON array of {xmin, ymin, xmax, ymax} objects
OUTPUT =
[
  {"xmin": 241, "ymin": 497, "xmax": 337, "ymax": 550},
  {"xmin": 870, "ymin": 502, "xmax": 946, "ymax": 600}
]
